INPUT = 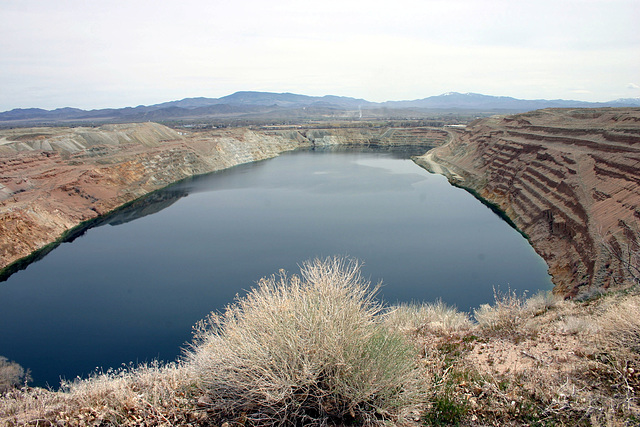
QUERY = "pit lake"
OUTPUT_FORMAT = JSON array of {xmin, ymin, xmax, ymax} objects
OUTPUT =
[{"xmin": 0, "ymin": 147, "xmax": 552, "ymax": 388}]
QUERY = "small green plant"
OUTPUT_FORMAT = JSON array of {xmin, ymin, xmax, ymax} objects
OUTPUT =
[
  {"xmin": 436, "ymin": 339, "xmax": 474, "ymax": 368},
  {"xmin": 423, "ymin": 394, "xmax": 467, "ymax": 426}
]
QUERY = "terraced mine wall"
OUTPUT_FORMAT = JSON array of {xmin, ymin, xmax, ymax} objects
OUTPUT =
[
  {"xmin": 0, "ymin": 123, "xmax": 447, "ymax": 276},
  {"xmin": 415, "ymin": 108, "xmax": 640, "ymax": 297}
]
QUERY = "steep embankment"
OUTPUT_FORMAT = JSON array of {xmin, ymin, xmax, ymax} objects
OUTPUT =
[
  {"xmin": 0, "ymin": 123, "xmax": 446, "ymax": 275},
  {"xmin": 415, "ymin": 108, "xmax": 640, "ymax": 297},
  {"xmin": 0, "ymin": 123, "xmax": 305, "ymax": 273}
]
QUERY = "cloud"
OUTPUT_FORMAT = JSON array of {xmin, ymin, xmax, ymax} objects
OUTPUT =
[{"xmin": 1, "ymin": 0, "xmax": 639, "ymax": 109}]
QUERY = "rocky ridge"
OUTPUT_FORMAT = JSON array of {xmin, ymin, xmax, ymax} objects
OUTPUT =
[
  {"xmin": 415, "ymin": 108, "xmax": 640, "ymax": 297},
  {"xmin": 0, "ymin": 123, "xmax": 445, "ymax": 276}
]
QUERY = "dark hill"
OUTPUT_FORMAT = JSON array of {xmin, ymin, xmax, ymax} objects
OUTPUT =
[{"xmin": 1, "ymin": 91, "xmax": 639, "ymax": 125}]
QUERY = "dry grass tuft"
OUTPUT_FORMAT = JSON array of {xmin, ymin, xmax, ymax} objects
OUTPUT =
[
  {"xmin": 597, "ymin": 294, "xmax": 640, "ymax": 364},
  {"xmin": 186, "ymin": 256, "xmax": 426, "ymax": 426},
  {"xmin": 524, "ymin": 290, "xmax": 559, "ymax": 316},
  {"xmin": 0, "ymin": 362, "xmax": 198, "ymax": 426},
  {"xmin": 473, "ymin": 288, "xmax": 528, "ymax": 337},
  {"xmin": 383, "ymin": 300, "xmax": 472, "ymax": 336},
  {"xmin": 590, "ymin": 293, "xmax": 640, "ymax": 415}
]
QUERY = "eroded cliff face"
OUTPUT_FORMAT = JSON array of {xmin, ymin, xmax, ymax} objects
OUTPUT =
[
  {"xmin": 0, "ymin": 123, "xmax": 445, "ymax": 275},
  {"xmin": 415, "ymin": 108, "xmax": 640, "ymax": 297}
]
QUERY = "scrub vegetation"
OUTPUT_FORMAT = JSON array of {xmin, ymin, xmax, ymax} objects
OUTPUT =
[
  {"xmin": 2, "ymin": 257, "xmax": 640, "ymax": 426},
  {"xmin": 0, "ymin": 358, "xmax": 30, "ymax": 394}
]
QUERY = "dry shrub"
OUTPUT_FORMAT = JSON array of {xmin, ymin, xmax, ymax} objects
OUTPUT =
[
  {"xmin": 473, "ymin": 288, "xmax": 528, "ymax": 336},
  {"xmin": 9, "ymin": 259, "xmax": 640, "ymax": 426},
  {"xmin": 558, "ymin": 315, "xmax": 599, "ymax": 335},
  {"xmin": 0, "ymin": 361, "xmax": 197, "ymax": 426},
  {"xmin": 598, "ymin": 294, "xmax": 640, "ymax": 360},
  {"xmin": 594, "ymin": 294, "xmax": 640, "ymax": 413},
  {"xmin": 524, "ymin": 290, "xmax": 558, "ymax": 316},
  {"xmin": 383, "ymin": 300, "xmax": 472, "ymax": 336},
  {"xmin": 0, "ymin": 357, "xmax": 30, "ymax": 393},
  {"xmin": 61, "ymin": 361, "xmax": 195, "ymax": 425},
  {"xmin": 186, "ymin": 257, "xmax": 426, "ymax": 426}
]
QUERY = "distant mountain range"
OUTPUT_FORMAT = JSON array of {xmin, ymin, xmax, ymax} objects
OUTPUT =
[
  {"xmin": 1, "ymin": 91, "xmax": 639, "ymax": 125},
  {"xmin": 382, "ymin": 92, "xmax": 640, "ymax": 110}
]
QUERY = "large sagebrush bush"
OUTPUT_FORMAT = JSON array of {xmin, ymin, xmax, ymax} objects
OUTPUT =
[{"xmin": 186, "ymin": 257, "xmax": 425, "ymax": 426}]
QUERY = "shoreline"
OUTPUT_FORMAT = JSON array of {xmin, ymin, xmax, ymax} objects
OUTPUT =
[
  {"xmin": 0, "ymin": 124, "xmax": 447, "ymax": 280},
  {"xmin": 412, "ymin": 153, "xmax": 528, "ymax": 239},
  {"xmin": 413, "ymin": 108, "xmax": 640, "ymax": 296}
]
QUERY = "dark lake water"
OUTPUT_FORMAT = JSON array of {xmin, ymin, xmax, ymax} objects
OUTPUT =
[{"xmin": 0, "ymin": 147, "xmax": 552, "ymax": 388}]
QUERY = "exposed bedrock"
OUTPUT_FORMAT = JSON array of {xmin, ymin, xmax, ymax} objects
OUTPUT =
[
  {"xmin": 415, "ymin": 108, "xmax": 640, "ymax": 297},
  {"xmin": 0, "ymin": 123, "xmax": 445, "ymax": 275}
]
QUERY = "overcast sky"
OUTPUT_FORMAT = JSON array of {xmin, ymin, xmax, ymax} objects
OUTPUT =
[{"xmin": 1, "ymin": 0, "xmax": 639, "ymax": 111}]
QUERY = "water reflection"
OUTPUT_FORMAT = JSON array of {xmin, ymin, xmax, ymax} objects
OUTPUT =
[
  {"xmin": 104, "ymin": 190, "xmax": 189, "ymax": 226},
  {"xmin": 0, "ymin": 189, "xmax": 190, "ymax": 282}
]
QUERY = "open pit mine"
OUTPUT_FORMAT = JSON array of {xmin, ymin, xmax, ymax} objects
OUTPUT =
[{"xmin": 2, "ymin": 109, "xmax": 640, "ymax": 297}]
